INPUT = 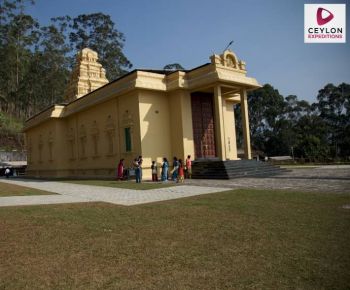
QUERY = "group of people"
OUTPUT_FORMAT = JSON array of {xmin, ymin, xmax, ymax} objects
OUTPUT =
[
  {"xmin": 117, "ymin": 156, "xmax": 143, "ymax": 183},
  {"xmin": 116, "ymin": 155, "xmax": 192, "ymax": 183},
  {"xmin": 159, "ymin": 155, "xmax": 192, "ymax": 183}
]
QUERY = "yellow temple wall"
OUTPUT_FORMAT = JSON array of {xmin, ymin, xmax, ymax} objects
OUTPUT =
[
  {"xmin": 117, "ymin": 91, "xmax": 142, "ymax": 168},
  {"xmin": 26, "ymin": 119, "xmax": 61, "ymax": 177},
  {"xmin": 137, "ymin": 89, "xmax": 197, "ymax": 179},
  {"xmin": 26, "ymin": 92, "xmax": 142, "ymax": 178},
  {"xmin": 138, "ymin": 89, "xmax": 172, "ymax": 178},
  {"xmin": 64, "ymin": 98, "xmax": 119, "ymax": 177},
  {"xmin": 168, "ymin": 90, "xmax": 195, "ymax": 162}
]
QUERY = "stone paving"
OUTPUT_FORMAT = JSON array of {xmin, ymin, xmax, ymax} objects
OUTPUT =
[
  {"xmin": 0, "ymin": 194, "xmax": 90, "ymax": 207},
  {"xmin": 186, "ymin": 166, "xmax": 350, "ymax": 194},
  {"xmin": 0, "ymin": 178, "xmax": 229, "ymax": 207},
  {"xmin": 0, "ymin": 165, "xmax": 349, "ymax": 207}
]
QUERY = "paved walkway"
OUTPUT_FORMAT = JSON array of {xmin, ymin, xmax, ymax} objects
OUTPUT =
[
  {"xmin": 0, "ymin": 166, "xmax": 349, "ymax": 207},
  {"xmin": 0, "ymin": 178, "xmax": 229, "ymax": 207},
  {"xmin": 186, "ymin": 166, "xmax": 350, "ymax": 194}
]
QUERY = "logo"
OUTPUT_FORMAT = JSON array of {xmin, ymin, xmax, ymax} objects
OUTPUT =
[
  {"xmin": 317, "ymin": 7, "xmax": 334, "ymax": 25},
  {"xmin": 304, "ymin": 4, "xmax": 346, "ymax": 43}
]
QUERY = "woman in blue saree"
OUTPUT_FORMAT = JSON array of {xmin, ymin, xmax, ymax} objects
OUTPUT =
[{"xmin": 161, "ymin": 157, "xmax": 169, "ymax": 181}]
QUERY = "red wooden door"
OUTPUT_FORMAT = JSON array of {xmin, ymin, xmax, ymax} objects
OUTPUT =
[{"xmin": 191, "ymin": 93, "xmax": 216, "ymax": 158}]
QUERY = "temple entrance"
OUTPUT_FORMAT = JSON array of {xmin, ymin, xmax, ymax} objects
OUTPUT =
[{"xmin": 191, "ymin": 92, "xmax": 216, "ymax": 158}]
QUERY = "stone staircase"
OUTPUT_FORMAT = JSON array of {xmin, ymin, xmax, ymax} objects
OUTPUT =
[{"xmin": 191, "ymin": 159, "xmax": 289, "ymax": 179}]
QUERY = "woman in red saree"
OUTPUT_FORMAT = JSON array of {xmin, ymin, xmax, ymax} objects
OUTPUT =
[{"xmin": 117, "ymin": 159, "xmax": 124, "ymax": 180}]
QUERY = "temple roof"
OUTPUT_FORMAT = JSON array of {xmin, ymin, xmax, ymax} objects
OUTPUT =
[{"xmin": 24, "ymin": 49, "xmax": 260, "ymax": 130}]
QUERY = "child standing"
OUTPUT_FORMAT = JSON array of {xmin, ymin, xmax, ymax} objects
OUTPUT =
[
  {"xmin": 178, "ymin": 159, "xmax": 184, "ymax": 183},
  {"xmin": 185, "ymin": 155, "xmax": 192, "ymax": 179},
  {"xmin": 151, "ymin": 161, "xmax": 158, "ymax": 181}
]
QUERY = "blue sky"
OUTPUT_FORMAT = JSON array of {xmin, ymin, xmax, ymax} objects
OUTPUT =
[{"xmin": 28, "ymin": 0, "xmax": 349, "ymax": 103}]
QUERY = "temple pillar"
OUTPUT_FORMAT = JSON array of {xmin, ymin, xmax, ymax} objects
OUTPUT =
[
  {"xmin": 240, "ymin": 89, "xmax": 252, "ymax": 159},
  {"xmin": 214, "ymin": 85, "xmax": 226, "ymax": 160},
  {"xmin": 223, "ymin": 100, "xmax": 238, "ymax": 160}
]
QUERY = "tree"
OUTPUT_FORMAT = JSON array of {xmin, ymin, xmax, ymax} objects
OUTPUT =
[
  {"xmin": 0, "ymin": 0, "xmax": 39, "ymax": 117},
  {"xmin": 17, "ymin": 22, "xmax": 71, "ymax": 117},
  {"xmin": 36, "ymin": 23, "xmax": 71, "ymax": 104},
  {"xmin": 235, "ymin": 84, "xmax": 286, "ymax": 154},
  {"xmin": 0, "ymin": 1, "xmax": 134, "ymax": 149},
  {"xmin": 293, "ymin": 115, "xmax": 329, "ymax": 161},
  {"xmin": 1, "ymin": 3, "xmax": 133, "ymax": 119},
  {"xmin": 163, "ymin": 63, "xmax": 184, "ymax": 70},
  {"xmin": 65, "ymin": 13, "xmax": 132, "ymax": 80},
  {"xmin": 316, "ymin": 83, "xmax": 350, "ymax": 158}
]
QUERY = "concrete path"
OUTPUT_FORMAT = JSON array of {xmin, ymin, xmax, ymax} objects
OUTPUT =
[{"xmin": 0, "ymin": 178, "xmax": 229, "ymax": 207}]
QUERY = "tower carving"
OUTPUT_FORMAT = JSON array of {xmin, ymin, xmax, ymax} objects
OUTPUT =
[{"xmin": 64, "ymin": 48, "xmax": 109, "ymax": 102}]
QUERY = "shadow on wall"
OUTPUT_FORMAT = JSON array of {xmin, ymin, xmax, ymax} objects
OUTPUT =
[
  {"xmin": 139, "ymin": 90, "xmax": 195, "ymax": 170},
  {"xmin": 140, "ymin": 95, "xmax": 172, "ymax": 168}
]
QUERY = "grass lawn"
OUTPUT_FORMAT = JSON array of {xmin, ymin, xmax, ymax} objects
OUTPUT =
[
  {"xmin": 0, "ymin": 181, "xmax": 55, "ymax": 197},
  {"xmin": 0, "ymin": 189, "xmax": 349, "ymax": 289},
  {"xmin": 63, "ymin": 179, "xmax": 177, "ymax": 190}
]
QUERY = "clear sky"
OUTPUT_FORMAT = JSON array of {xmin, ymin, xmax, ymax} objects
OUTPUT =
[{"xmin": 27, "ymin": 0, "xmax": 349, "ymax": 103}]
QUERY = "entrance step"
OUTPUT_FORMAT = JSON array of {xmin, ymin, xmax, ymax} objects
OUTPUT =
[{"xmin": 191, "ymin": 160, "xmax": 289, "ymax": 179}]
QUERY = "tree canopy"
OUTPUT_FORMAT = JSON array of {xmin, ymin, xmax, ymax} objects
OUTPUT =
[
  {"xmin": 163, "ymin": 63, "xmax": 185, "ymax": 70},
  {"xmin": 235, "ymin": 82, "xmax": 350, "ymax": 161},
  {"xmin": 0, "ymin": 0, "xmax": 132, "ymax": 120}
]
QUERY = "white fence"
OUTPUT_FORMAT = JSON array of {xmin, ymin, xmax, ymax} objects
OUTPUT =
[{"xmin": 0, "ymin": 151, "xmax": 27, "ymax": 162}]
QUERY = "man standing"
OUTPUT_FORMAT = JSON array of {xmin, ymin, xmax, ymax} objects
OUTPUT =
[{"xmin": 4, "ymin": 167, "xmax": 11, "ymax": 179}]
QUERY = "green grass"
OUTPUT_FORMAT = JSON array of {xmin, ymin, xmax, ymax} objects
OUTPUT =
[
  {"xmin": 0, "ymin": 181, "xmax": 55, "ymax": 197},
  {"xmin": 0, "ymin": 189, "xmax": 349, "ymax": 289},
  {"xmin": 62, "ymin": 179, "xmax": 177, "ymax": 190},
  {"xmin": 0, "ymin": 111, "xmax": 23, "ymax": 134}
]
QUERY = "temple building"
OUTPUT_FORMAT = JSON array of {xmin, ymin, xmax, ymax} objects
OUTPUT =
[{"xmin": 24, "ymin": 48, "xmax": 261, "ymax": 178}]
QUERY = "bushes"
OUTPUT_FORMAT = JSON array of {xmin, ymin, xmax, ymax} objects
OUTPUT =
[{"xmin": 0, "ymin": 112, "xmax": 24, "ymax": 150}]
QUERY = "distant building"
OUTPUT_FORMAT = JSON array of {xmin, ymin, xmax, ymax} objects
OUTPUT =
[{"xmin": 24, "ymin": 48, "xmax": 261, "ymax": 178}]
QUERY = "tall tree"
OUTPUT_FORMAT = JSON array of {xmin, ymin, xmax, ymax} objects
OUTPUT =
[
  {"xmin": 293, "ymin": 115, "xmax": 329, "ymax": 161},
  {"xmin": 316, "ymin": 83, "xmax": 350, "ymax": 158},
  {"xmin": 235, "ymin": 84, "xmax": 285, "ymax": 154},
  {"xmin": 67, "ymin": 13, "xmax": 132, "ymax": 80},
  {"xmin": 17, "ymin": 22, "xmax": 71, "ymax": 117},
  {"xmin": 0, "ymin": 0, "xmax": 38, "ymax": 117},
  {"xmin": 1, "ymin": 4, "xmax": 133, "ymax": 119}
]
